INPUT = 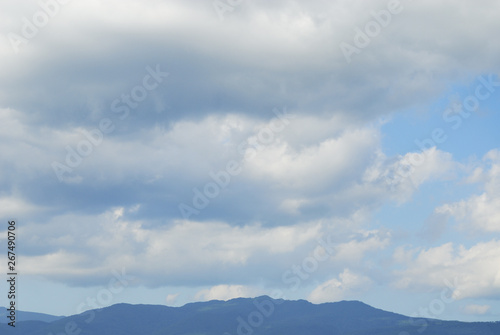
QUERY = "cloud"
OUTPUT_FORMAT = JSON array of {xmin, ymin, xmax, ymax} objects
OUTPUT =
[
  {"xmin": 394, "ymin": 240, "xmax": 500, "ymax": 300},
  {"xmin": 2, "ymin": 0, "xmax": 500, "ymax": 129},
  {"xmin": 332, "ymin": 230, "xmax": 391, "ymax": 263},
  {"xmin": 195, "ymin": 285, "xmax": 265, "ymax": 301},
  {"xmin": 393, "ymin": 150, "xmax": 500, "ymax": 301},
  {"xmin": 245, "ymin": 126, "xmax": 379, "ymax": 192},
  {"xmin": 463, "ymin": 304, "xmax": 491, "ymax": 315},
  {"xmin": 308, "ymin": 269, "xmax": 372, "ymax": 303},
  {"xmin": 436, "ymin": 149, "xmax": 500, "ymax": 232},
  {"xmin": 15, "ymin": 203, "xmax": 395, "ymax": 290},
  {"xmin": 0, "ymin": 0, "xmax": 484, "ymax": 230},
  {"xmin": 1, "ymin": 105, "xmax": 453, "ymax": 227},
  {"xmin": 18, "ymin": 206, "xmax": 323, "ymax": 286},
  {"xmin": 382, "ymin": 147, "xmax": 457, "ymax": 201},
  {"xmin": 166, "ymin": 293, "xmax": 180, "ymax": 305},
  {"xmin": 0, "ymin": 196, "xmax": 41, "ymax": 218}
]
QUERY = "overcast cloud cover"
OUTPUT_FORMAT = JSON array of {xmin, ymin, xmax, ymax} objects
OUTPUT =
[{"xmin": 0, "ymin": 0, "xmax": 500, "ymax": 322}]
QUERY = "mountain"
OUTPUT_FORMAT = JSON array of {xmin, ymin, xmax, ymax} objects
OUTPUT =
[
  {"xmin": 0, "ymin": 296, "xmax": 498, "ymax": 334},
  {"xmin": 0, "ymin": 307, "xmax": 64, "ymax": 323}
]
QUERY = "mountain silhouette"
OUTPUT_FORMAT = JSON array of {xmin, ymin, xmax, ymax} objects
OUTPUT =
[
  {"xmin": 0, "ymin": 296, "xmax": 498, "ymax": 334},
  {"xmin": 0, "ymin": 307, "xmax": 64, "ymax": 324}
]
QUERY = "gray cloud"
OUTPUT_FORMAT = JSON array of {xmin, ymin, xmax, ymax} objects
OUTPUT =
[{"xmin": 3, "ymin": 0, "xmax": 500, "ymax": 131}]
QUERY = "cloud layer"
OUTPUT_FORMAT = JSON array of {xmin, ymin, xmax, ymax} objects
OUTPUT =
[{"xmin": 1, "ymin": 0, "xmax": 499, "ymax": 320}]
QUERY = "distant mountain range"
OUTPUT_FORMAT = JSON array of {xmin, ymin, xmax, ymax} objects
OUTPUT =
[
  {"xmin": 1, "ymin": 296, "xmax": 499, "ymax": 334},
  {"xmin": 0, "ymin": 308, "xmax": 64, "ymax": 324}
]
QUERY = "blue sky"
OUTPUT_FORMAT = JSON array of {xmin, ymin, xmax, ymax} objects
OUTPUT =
[{"xmin": 0, "ymin": 0, "xmax": 500, "ymax": 323}]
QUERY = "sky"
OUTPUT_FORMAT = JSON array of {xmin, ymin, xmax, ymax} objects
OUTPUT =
[{"xmin": 0, "ymin": 0, "xmax": 500, "ymax": 323}]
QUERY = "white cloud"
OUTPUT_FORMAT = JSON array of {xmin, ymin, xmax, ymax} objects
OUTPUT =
[
  {"xmin": 308, "ymin": 269, "xmax": 372, "ymax": 303},
  {"xmin": 381, "ymin": 147, "xmax": 457, "ymax": 201},
  {"xmin": 22, "ymin": 251, "xmax": 94, "ymax": 276},
  {"xmin": 195, "ymin": 285, "xmax": 264, "ymax": 301},
  {"xmin": 165, "ymin": 293, "xmax": 180, "ymax": 305},
  {"xmin": 394, "ymin": 240, "xmax": 500, "ymax": 300},
  {"xmin": 463, "ymin": 304, "xmax": 491, "ymax": 315},
  {"xmin": 19, "ymin": 206, "xmax": 322, "ymax": 285},
  {"xmin": 436, "ymin": 149, "xmax": 500, "ymax": 232},
  {"xmin": 0, "ymin": 105, "xmax": 449, "ymax": 226},
  {"xmin": 17, "ymin": 205, "xmax": 394, "ymax": 289},
  {"xmin": 245, "ymin": 125, "xmax": 379, "ymax": 192},
  {"xmin": 0, "ymin": 196, "xmax": 41, "ymax": 218},
  {"xmin": 332, "ymin": 230, "xmax": 391, "ymax": 263}
]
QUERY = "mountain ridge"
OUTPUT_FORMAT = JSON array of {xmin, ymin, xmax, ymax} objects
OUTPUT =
[
  {"xmin": 0, "ymin": 296, "xmax": 498, "ymax": 334},
  {"xmin": 0, "ymin": 307, "xmax": 65, "ymax": 324}
]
